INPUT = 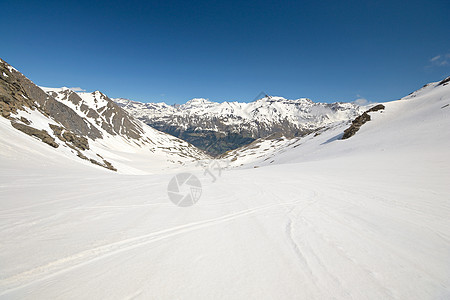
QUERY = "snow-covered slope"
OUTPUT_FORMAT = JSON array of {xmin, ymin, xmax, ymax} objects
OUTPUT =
[
  {"xmin": 1, "ymin": 77, "xmax": 449, "ymax": 299},
  {"xmin": 114, "ymin": 96, "xmax": 363, "ymax": 155},
  {"xmin": 0, "ymin": 58, "xmax": 208, "ymax": 174},
  {"xmin": 222, "ymin": 77, "xmax": 450, "ymax": 170}
]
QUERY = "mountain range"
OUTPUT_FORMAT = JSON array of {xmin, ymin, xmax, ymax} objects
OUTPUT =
[
  {"xmin": 114, "ymin": 96, "xmax": 364, "ymax": 156},
  {"xmin": 2, "ymin": 56, "xmax": 449, "ymax": 175}
]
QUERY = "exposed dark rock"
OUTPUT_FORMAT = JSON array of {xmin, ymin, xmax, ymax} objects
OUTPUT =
[
  {"xmin": 49, "ymin": 124, "xmax": 65, "ymax": 140},
  {"xmin": 438, "ymin": 76, "xmax": 450, "ymax": 86},
  {"xmin": 342, "ymin": 104, "xmax": 385, "ymax": 140},
  {"xmin": 10, "ymin": 121, "xmax": 59, "ymax": 148},
  {"xmin": 102, "ymin": 160, "xmax": 117, "ymax": 171},
  {"xmin": 50, "ymin": 124, "xmax": 90, "ymax": 151},
  {"xmin": 0, "ymin": 68, "xmax": 35, "ymax": 118},
  {"xmin": 101, "ymin": 97, "xmax": 143, "ymax": 139},
  {"xmin": 20, "ymin": 116, "xmax": 31, "ymax": 125},
  {"xmin": 76, "ymin": 150, "xmax": 88, "ymax": 160},
  {"xmin": 89, "ymin": 158, "xmax": 103, "ymax": 167},
  {"xmin": 75, "ymin": 150, "xmax": 116, "ymax": 171},
  {"xmin": 1, "ymin": 109, "xmax": 10, "ymax": 118},
  {"xmin": 342, "ymin": 113, "xmax": 371, "ymax": 140},
  {"xmin": 366, "ymin": 104, "xmax": 385, "ymax": 113},
  {"xmin": 88, "ymin": 158, "xmax": 117, "ymax": 172},
  {"xmin": 62, "ymin": 131, "xmax": 89, "ymax": 151}
]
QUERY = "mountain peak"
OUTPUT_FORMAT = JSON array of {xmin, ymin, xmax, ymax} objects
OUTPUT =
[{"xmin": 185, "ymin": 98, "xmax": 213, "ymax": 105}]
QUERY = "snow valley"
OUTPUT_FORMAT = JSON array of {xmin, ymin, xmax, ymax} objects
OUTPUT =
[{"xmin": 1, "ymin": 57, "xmax": 450, "ymax": 299}]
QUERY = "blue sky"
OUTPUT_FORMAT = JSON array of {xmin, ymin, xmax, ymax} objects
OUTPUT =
[{"xmin": 1, "ymin": 0, "xmax": 449, "ymax": 104}]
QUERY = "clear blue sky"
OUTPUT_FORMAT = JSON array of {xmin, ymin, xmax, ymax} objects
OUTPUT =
[{"xmin": 1, "ymin": 0, "xmax": 449, "ymax": 104}]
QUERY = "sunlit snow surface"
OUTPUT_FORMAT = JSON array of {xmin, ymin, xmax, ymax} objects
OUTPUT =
[{"xmin": 1, "ymin": 81, "xmax": 450, "ymax": 299}]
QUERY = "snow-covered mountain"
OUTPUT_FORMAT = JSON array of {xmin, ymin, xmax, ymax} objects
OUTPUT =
[
  {"xmin": 114, "ymin": 96, "xmax": 364, "ymax": 156},
  {"xmin": 220, "ymin": 76, "xmax": 450, "ymax": 169},
  {"xmin": 1, "ymin": 72, "xmax": 449, "ymax": 299},
  {"xmin": 0, "ymin": 58, "xmax": 208, "ymax": 174}
]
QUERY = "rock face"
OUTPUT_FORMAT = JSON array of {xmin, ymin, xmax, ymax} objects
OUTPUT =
[
  {"xmin": 115, "ymin": 96, "xmax": 363, "ymax": 156},
  {"xmin": 0, "ymin": 58, "xmax": 208, "ymax": 172},
  {"xmin": 342, "ymin": 104, "xmax": 385, "ymax": 139},
  {"xmin": 0, "ymin": 59, "xmax": 118, "ymax": 170},
  {"xmin": 44, "ymin": 88, "xmax": 144, "ymax": 140},
  {"xmin": 0, "ymin": 60, "xmax": 102, "ymax": 139},
  {"xmin": 49, "ymin": 124, "xmax": 89, "ymax": 151}
]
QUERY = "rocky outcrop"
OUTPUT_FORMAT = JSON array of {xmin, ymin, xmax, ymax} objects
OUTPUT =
[
  {"xmin": 366, "ymin": 104, "xmax": 386, "ymax": 113},
  {"xmin": 0, "ymin": 59, "xmax": 102, "ymax": 140},
  {"xmin": 20, "ymin": 116, "xmax": 31, "ymax": 125},
  {"xmin": 49, "ymin": 124, "xmax": 89, "ymax": 151},
  {"xmin": 75, "ymin": 149, "xmax": 117, "ymax": 172},
  {"xmin": 0, "ymin": 66, "xmax": 37, "ymax": 118},
  {"xmin": 62, "ymin": 131, "xmax": 89, "ymax": 151},
  {"xmin": 11, "ymin": 121, "xmax": 59, "ymax": 148},
  {"xmin": 342, "ymin": 104, "xmax": 385, "ymax": 139},
  {"xmin": 48, "ymin": 124, "xmax": 116, "ymax": 170},
  {"xmin": 438, "ymin": 76, "xmax": 450, "ymax": 86},
  {"xmin": 342, "ymin": 112, "xmax": 371, "ymax": 140}
]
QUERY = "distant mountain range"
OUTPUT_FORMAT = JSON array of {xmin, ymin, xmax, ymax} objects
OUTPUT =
[
  {"xmin": 114, "ymin": 96, "xmax": 364, "ymax": 156},
  {"xmin": 2, "ymin": 56, "xmax": 448, "ymax": 173}
]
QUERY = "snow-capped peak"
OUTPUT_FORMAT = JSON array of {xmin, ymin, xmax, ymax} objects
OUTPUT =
[
  {"xmin": 114, "ymin": 94, "xmax": 364, "ymax": 155},
  {"xmin": 186, "ymin": 98, "xmax": 212, "ymax": 104},
  {"xmin": 182, "ymin": 98, "xmax": 215, "ymax": 108}
]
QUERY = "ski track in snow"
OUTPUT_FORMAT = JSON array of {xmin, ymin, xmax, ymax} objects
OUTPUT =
[
  {"xmin": 0, "ymin": 198, "xmax": 303, "ymax": 296},
  {"xmin": 2, "ymin": 162, "xmax": 448, "ymax": 299}
]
